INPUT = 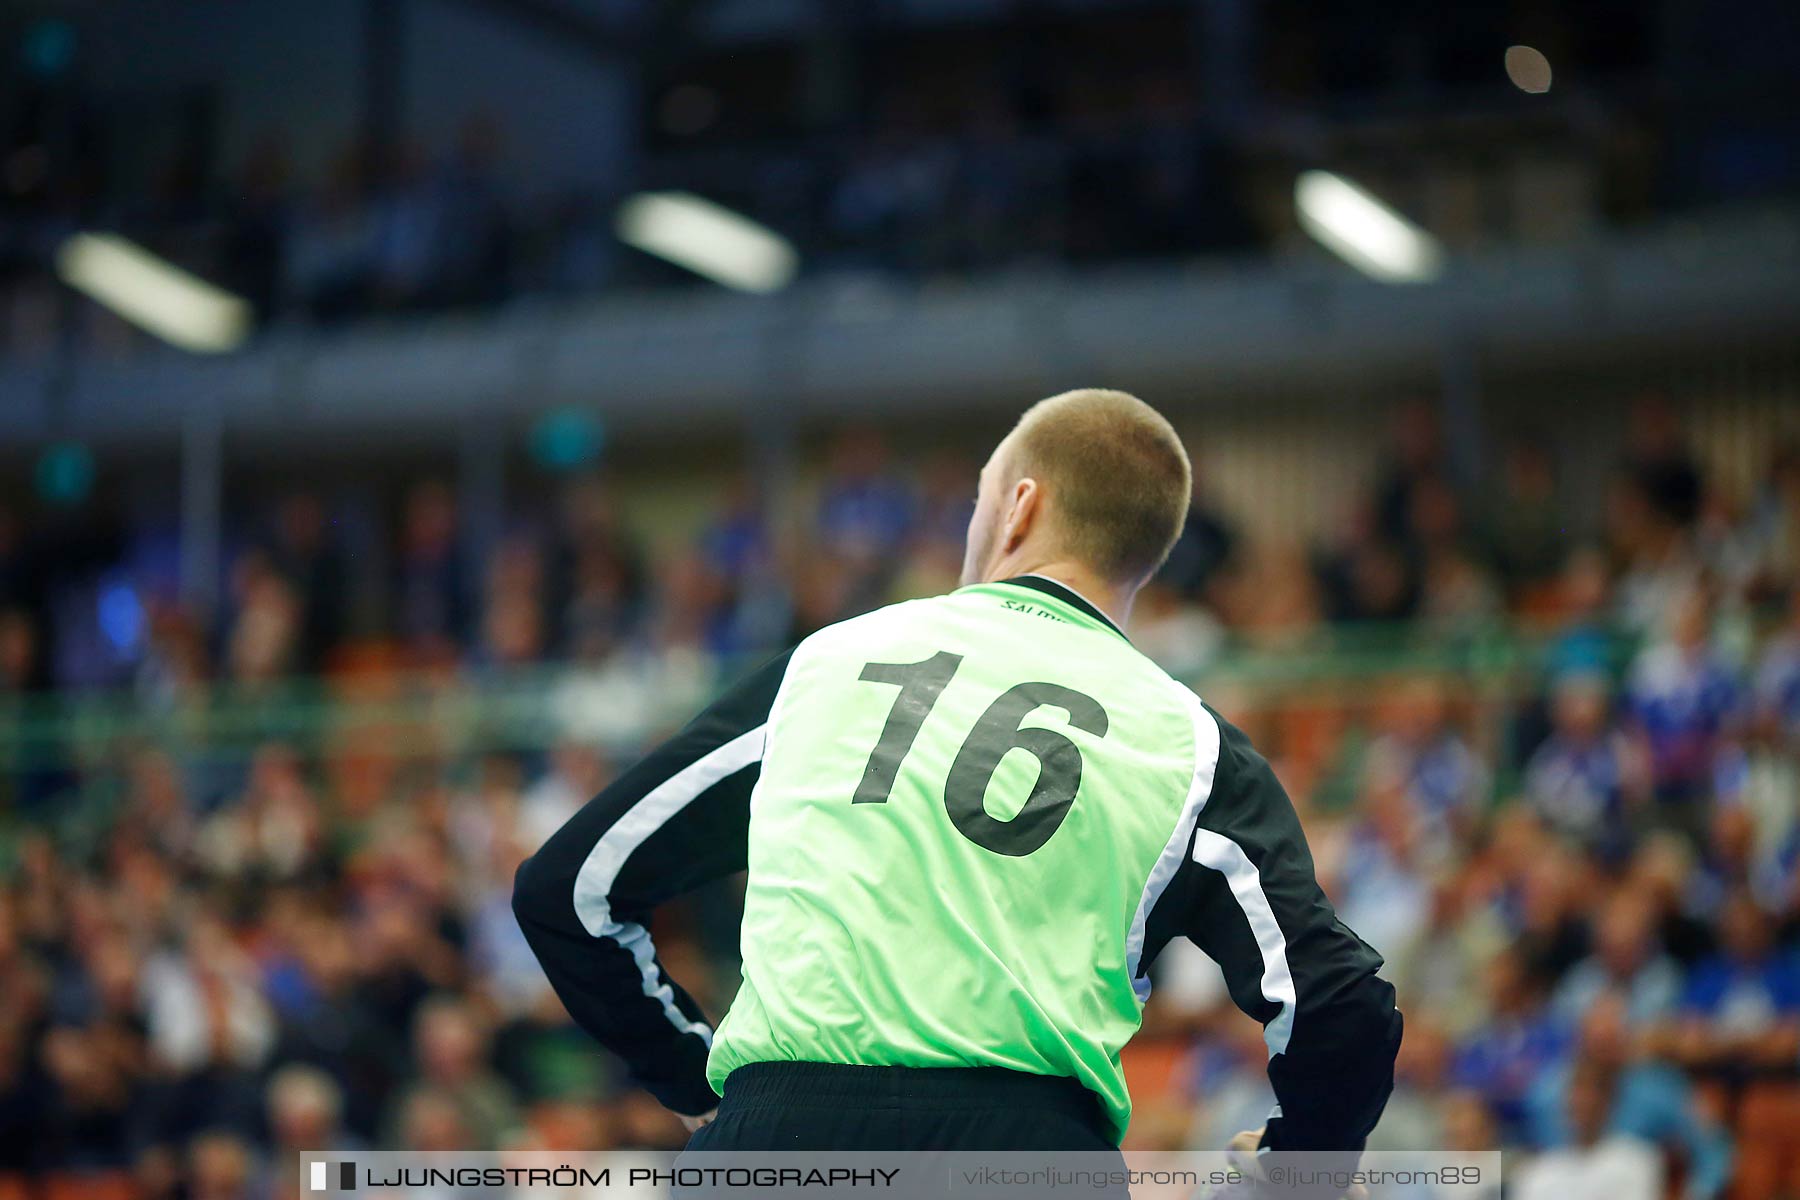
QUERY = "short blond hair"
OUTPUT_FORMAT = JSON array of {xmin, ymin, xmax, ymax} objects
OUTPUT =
[{"xmin": 1004, "ymin": 389, "xmax": 1192, "ymax": 582}]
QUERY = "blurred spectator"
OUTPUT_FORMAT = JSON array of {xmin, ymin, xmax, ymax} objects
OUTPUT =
[
  {"xmin": 1131, "ymin": 582, "xmax": 1226, "ymax": 679},
  {"xmin": 1655, "ymin": 891, "xmax": 1800, "ymax": 1075},
  {"xmin": 518, "ymin": 742, "xmax": 607, "ymax": 851},
  {"xmin": 368, "ymin": 143, "xmax": 444, "ymax": 313},
  {"xmin": 141, "ymin": 916, "xmax": 275, "ymax": 1077},
  {"xmin": 1624, "ymin": 587, "xmax": 1741, "ymax": 823},
  {"xmin": 220, "ymin": 137, "xmax": 292, "ymax": 323},
  {"xmin": 37, "ymin": 1021, "xmax": 142, "ymax": 1168},
  {"xmin": 1157, "ymin": 463, "xmax": 1240, "ymax": 608},
  {"xmin": 479, "ymin": 537, "xmax": 548, "ymax": 670},
  {"xmin": 815, "ymin": 430, "xmax": 916, "ymax": 615},
  {"xmin": 1743, "ymin": 442, "xmax": 1800, "ymax": 596},
  {"xmin": 1610, "ymin": 469, "xmax": 1704, "ymax": 638},
  {"xmin": 943, "ymin": 94, "xmax": 1043, "ymax": 270},
  {"xmin": 394, "ymin": 481, "xmax": 471, "ymax": 655},
  {"xmin": 1527, "ymin": 993, "xmax": 1732, "ymax": 1200},
  {"xmin": 1450, "ymin": 946, "xmax": 1572, "ymax": 1138},
  {"xmin": 1540, "ymin": 546, "xmax": 1618, "ymax": 678},
  {"xmin": 1363, "ymin": 679, "xmax": 1486, "ymax": 862},
  {"xmin": 286, "ymin": 148, "xmax": 377, "ymax": 324},
  {"xmin": 0, "ymin": 606, "xmax": 40, "ymax": 694},
  {"xmin": 1386, "ymin": 875, "xmax": 1510, "ymax": 1041},
  {"xmin": 265, "ymin": 1062, "xmax": 357, "ymax": 1160},
  {"xmin": 1441, "ymin": 1089, "xmax": 1502, "ymax": 1157},
  {"xmin": 224, "ymin": 553, "xmax": 302, "ymax": 685},
  {"xmin": 1684, "ymin": 804, "xmax": 1797, "ymax": 958},
  {"xmin": 694, "ymin": 474, "xmax": 788, "ymax": 656},
  {"xmin": 431, "ymin": 116, "xmax": 511, "ymax": 310},
  {"xmin": 264, "ymin": 493, "xmax": 347, "ymax": 674},
  {"xmin": 1524, "ymin": 671, "xmax": 1649, "ymax": 858},
  {"xmin": 1374, "ymin": 401, "xmax": 1457, "ymax": 551},
  {"xmin": 1509, "ymin": 835, "xmax": 1592, "ymax": 983},
  {"xmin": 554, "ymin": 478, "xmax": 647, "ymax": 660},
  {"xmin": 1514, "ymin": 1062, "xmax": 1665, "ymax": 1200},
  {"xmin": 197, "ymin": 743, "xmax": 323, "ymax": 879},
  {"xmin": 1550, "ymin": 891, "xmax": 1681, "ymax": 1028},
  {"xmin": 1412, "ymin": 475, "xmax": 1503, "ymax": 637},
  {"xmin": 1628, "ymin": 833, "xmax": 1718, "ymax": 968},
  {"xmin": 1484, "ymin": 434, "xmax": 1569, "ymax": 603},
  {"xmin": 136, "ymin": 602, "xmax": 212, "ymax": 710},
  {"xmin": 827, "ymin": 101, "xmax": 955, "ymax": 273},
  {"xmin": 397, "ymin": 1088, "xmax": 473, "ymax": 1152},
  {"xmin": 817, "ymin": 430, "xmax": 916, "ymax": 561},
  {"xmin": 1333, "ymin": 780, "xmax": 1431, "ymax": 961},
  {"xmin": 385, "ymin": 995, "xmax": 519, "ymax": 1150},
  {"xmin": 1754, "ymin": 585, "xmax": 1800, "ymax": 743},
  {"xmin": 1314, "ymin": 500, "xmax": 1420, "ymax": 623},
  {"xmin": 1366, "ymin": 1021, "xmax": 1454, "ymax": 1151},
  {"xmin": 187, "ymin": 1131, "xmax": 255, "ymax": 1200},
  {"xmin": 1624, "ymin": 396, "xmax": 1705, "ymax": 531},
  {"xmin": 261, "ymin": 908, "xmax": 401, "ymax": 1141}
]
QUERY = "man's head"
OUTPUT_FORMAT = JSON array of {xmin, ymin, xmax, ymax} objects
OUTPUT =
[
  {"xmin": 1577, "ymin": 991, "xmax": 1632, "ymax": 1069},
  {"xmin": 961, "ymin": 389, "xmax": 1191, "ymax": 590},
  {"xmin": 266, "ymin": 1063, "xmax": 344, "ymax": 1148},
  {"xmin": 1594, "ymin": 889, "xmax": 1657, "ymax": 979},
  {"xmin": 1566, "ymin": 1060, "xmax": 1619, "ymax": 1147}
]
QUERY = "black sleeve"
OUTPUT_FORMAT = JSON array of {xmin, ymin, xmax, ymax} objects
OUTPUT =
[
  {"xmin": 1139, "ymin": 704, "xmax": 1401, "ymax": 1152},
  {"xmin": 512, "ymin": 650, "xmax": 791, "ymax": 1115}
]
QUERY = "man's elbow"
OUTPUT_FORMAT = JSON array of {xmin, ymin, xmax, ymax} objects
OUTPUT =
[
  {"xmin": 1295, "ymin": 970, "xmax": 1402, "ymax": 1070},
  {"xmin": 1337, "ymin": 972, "xmax": 1402, "ymax": 1063},
  {"xmin": 1267, "ymin": 971, "xmax": 1403, "ymax": 1151},
  {"xmin": 511, "ymin": 851, "xmax": 561, "ymax": 933}
]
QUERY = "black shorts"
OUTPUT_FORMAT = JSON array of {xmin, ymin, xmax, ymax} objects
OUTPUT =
[{"xmin": 684, "ymin": 1061, "xmax": 1121, "ymax": 1152}]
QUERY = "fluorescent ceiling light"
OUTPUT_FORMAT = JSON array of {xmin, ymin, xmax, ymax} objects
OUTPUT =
[
  {"xmin": 1294, "ymin": 170, "xmax": 1445, "ymax": 284},
  {"xmin": 1505, "ymin": 45, "xmax": 1553, "ymax": 93},
  {"xmin": 56, "ymin": 232, "xmax": 252, "ymax": 353},
  {"xmin": 615, "ymin": 191, "xmax": 797, "ymax": 293}
]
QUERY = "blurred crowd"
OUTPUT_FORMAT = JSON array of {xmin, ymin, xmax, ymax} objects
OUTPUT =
[
  {"xmin": 1134, "ymin": 402, "xmax": 1800, "ymax": 1200},
  {"xmin": 1, "ymin": 395, "xmax": 1799, "ymax": 1199},
  {"xmin": 8, "ymin": 0, "xmax": 1798, "ymax": 359},
  {"xmin": 0, "ymin": 84, "xmax": 1256, "ymax": 354}
]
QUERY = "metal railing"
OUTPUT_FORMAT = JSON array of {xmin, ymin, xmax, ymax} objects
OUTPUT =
[{"xmin": 0, "ymin": 618, "xmax": 1631, "ymax": 774}]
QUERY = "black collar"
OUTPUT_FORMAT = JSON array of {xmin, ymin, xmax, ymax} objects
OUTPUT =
[{"xmin": 1002, "ymin": 575, "xmax": 1128, "ymax": 641}]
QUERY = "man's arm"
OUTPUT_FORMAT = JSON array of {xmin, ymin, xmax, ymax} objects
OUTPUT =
[
  {"xmin": 1140, "ymin": 702, "xmax": 1401, "ymax": 1151},
  {"xmin": 512, "ymin": 651, "xmax": 791, "ymax": 1116}
]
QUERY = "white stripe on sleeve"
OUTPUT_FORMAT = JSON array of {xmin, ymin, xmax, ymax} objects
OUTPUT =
[
  {"xmin": 1124, "ymin": 686, "xmax": 1222, "ymax": 1004},
  {"xmin": 571, "ymin": 725, "xmax": 768, "ymax": 1042},
  {"xmin": 1191, "ymin": 827, "xmax": 1298, "ymax": 1057}
]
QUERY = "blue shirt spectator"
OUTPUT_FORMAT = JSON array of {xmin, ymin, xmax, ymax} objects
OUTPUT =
[
  {"xmin": 1552, "ymin": 894, "xmax": 1682, "ymax": 1029},
  {"xmin": 1526, "ymin": 672, "xmax": 1646, "ymax": 857},
  {"xmin": 1754, "ymin": 623, "xmax": 1800, "ymax": 739},
  {"xmin": 1681, "ymin": 945, "xmax": 1800, "ymax": 1028},
  {"xmin": 816, "ymin": 432, "xmax": 917, "ymax": 561},
  {"xmin": 1529, "ymin": 991, "xmax": 1733, "ymax": 1200},
  {"xmin": 1625, "ymin": 596, "xmax": 1741, "ymax": 798},
  {"xmin": 1455, "ymin": 1017, "xmax": 1572, "ymax": 1139},
  {"xmin": 1453, "ymin": 950, "xmax": 1572, "ymax": 1138},
  {"xmin": 1659, "ymin": 893, "xmax": 1800, "ymax": 1077},
  {"xmin": 1528, "ymin": 1062, "xmax": 1732, "ymax": 1200}
]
